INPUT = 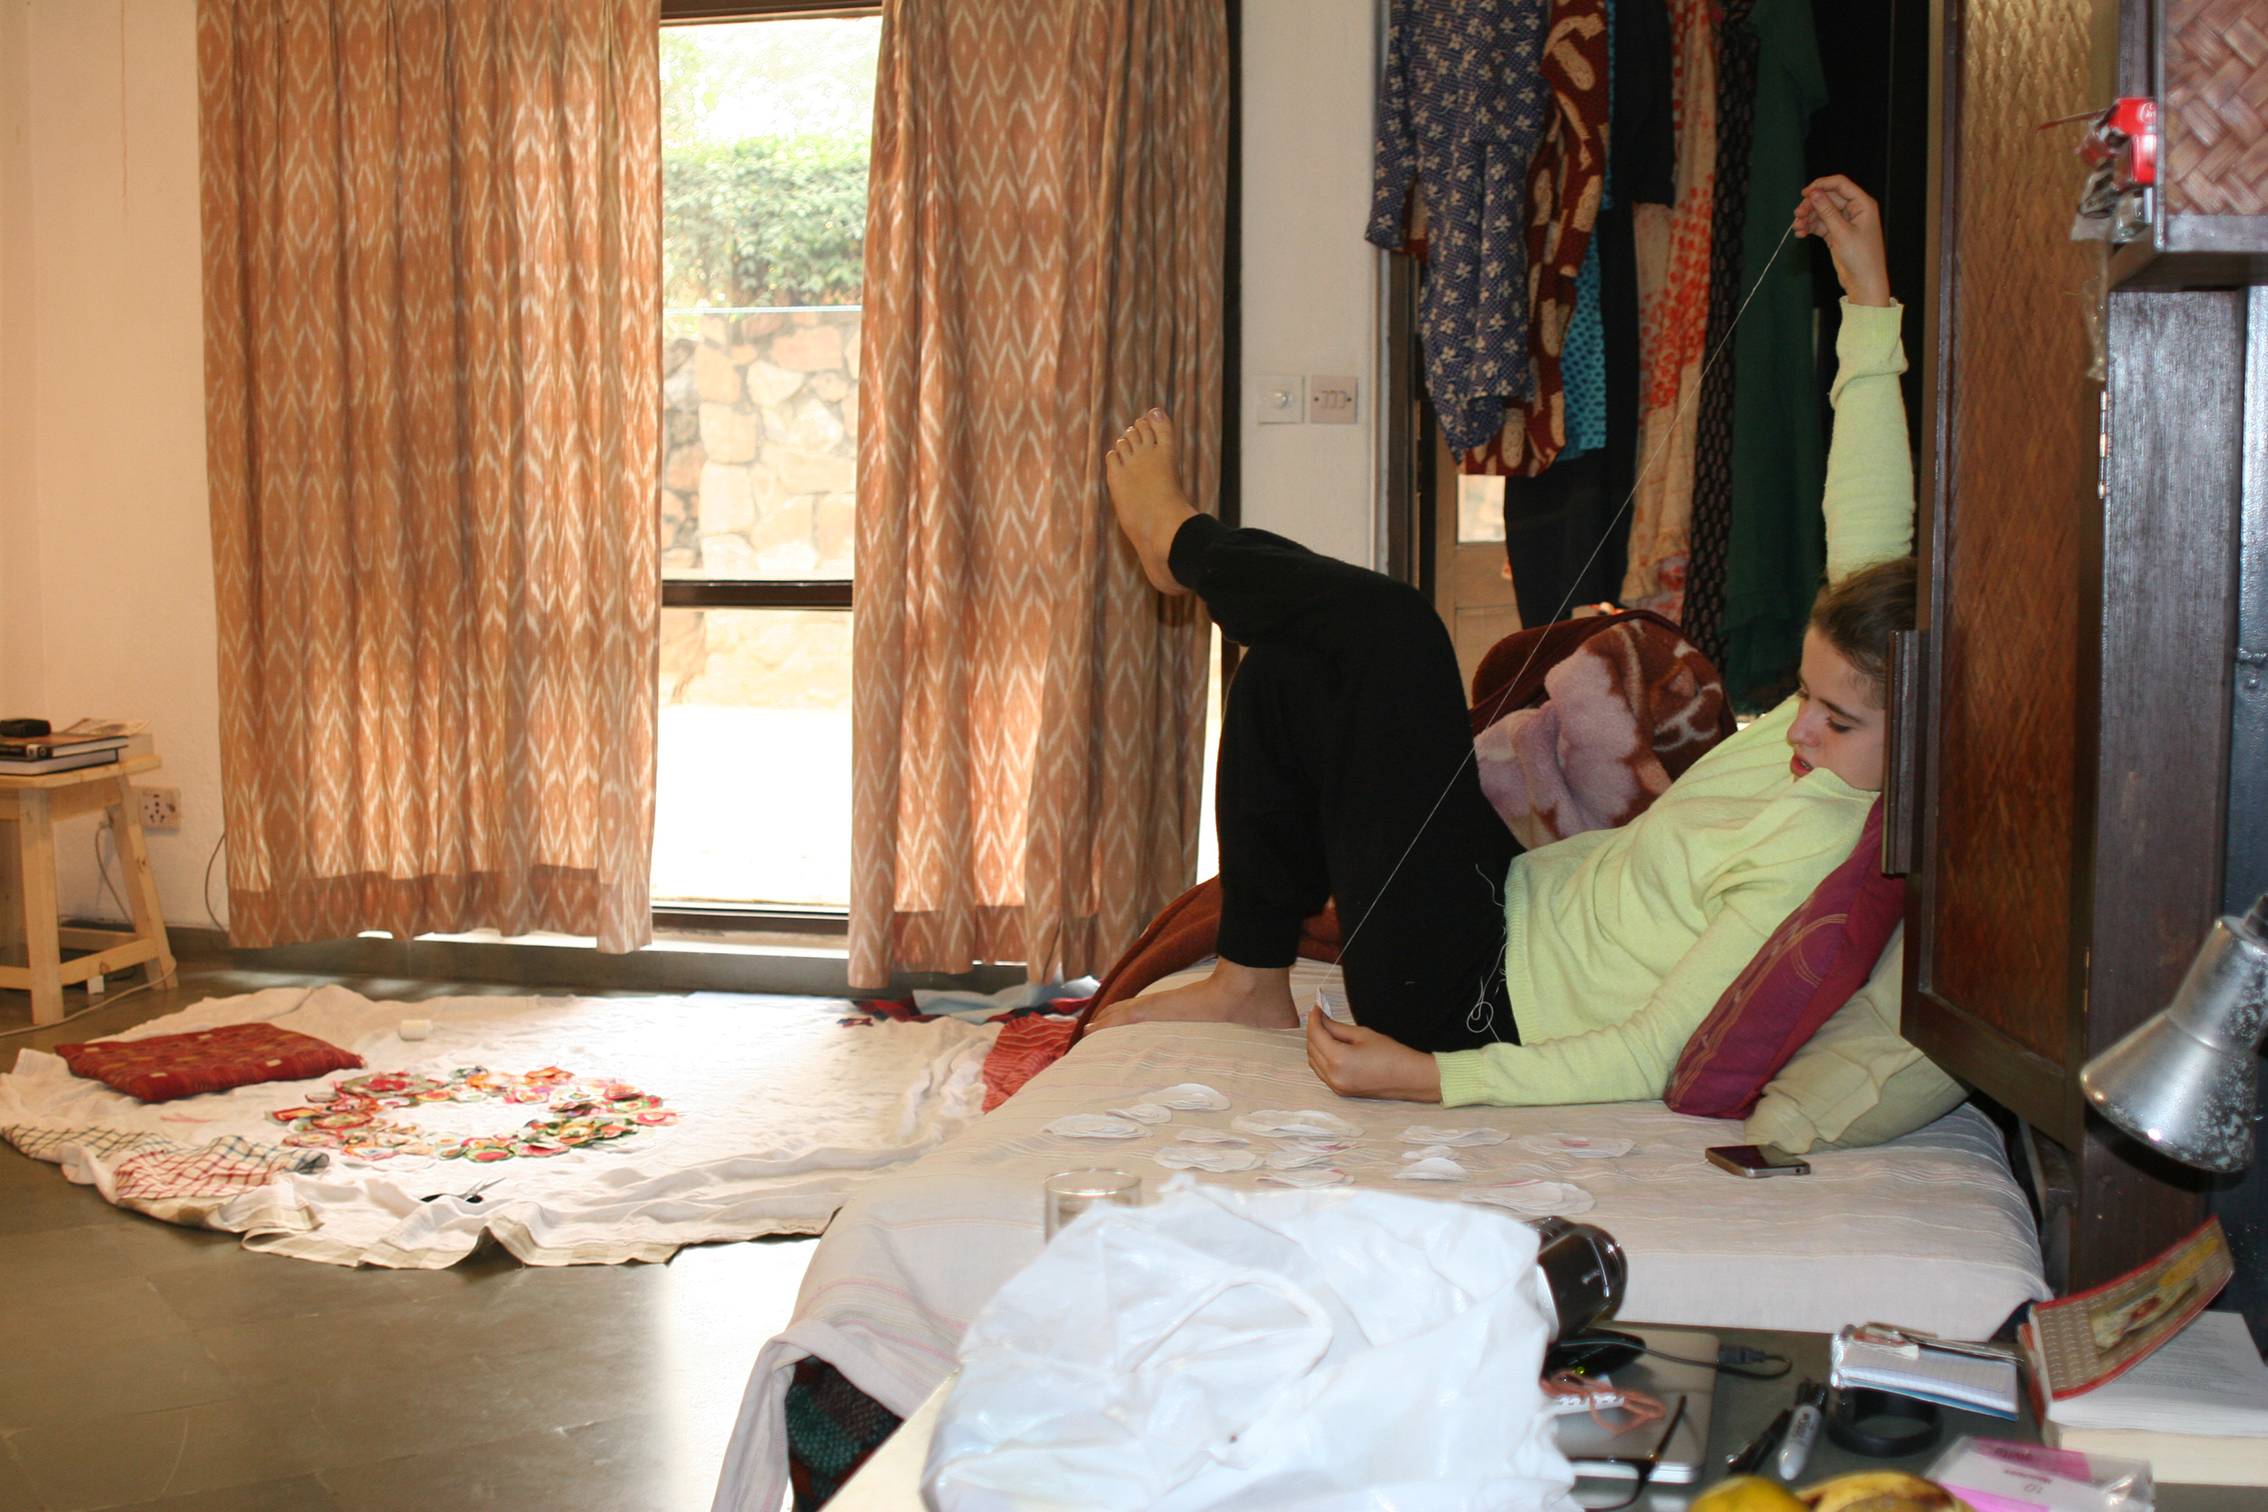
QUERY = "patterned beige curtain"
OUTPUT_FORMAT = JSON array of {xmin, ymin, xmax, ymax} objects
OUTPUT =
[
  {"xmin": 199, "ymin": 0, "xmax": 661, "ymax": 953},
  {"xmin": 850, "ymin": 0, "xmax": 1226, "ymax": 988}
]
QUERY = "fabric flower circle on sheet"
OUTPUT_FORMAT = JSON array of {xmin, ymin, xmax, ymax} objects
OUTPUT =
[{"xmin": 268, "ymin": 1065, "xmax": 677, "ymax": 1164}]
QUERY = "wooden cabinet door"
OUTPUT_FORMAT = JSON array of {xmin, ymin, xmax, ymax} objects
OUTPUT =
[{"xmin": 1903, "ymin": 0, "xmax": 2238, "ymax": 1289}]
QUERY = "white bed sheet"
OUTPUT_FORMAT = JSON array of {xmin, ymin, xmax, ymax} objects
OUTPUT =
[
  {"xmin": 711, "ymin": 1018, "xmax": 2046, "ymax": 1512},
  {"xmin": 1, "ymin": 986, "xmax": 998, "ymax": 1267}
]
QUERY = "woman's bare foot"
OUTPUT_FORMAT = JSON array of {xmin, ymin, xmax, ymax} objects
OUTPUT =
[
  {"xmin": 1086, "ymin": 957, "xmax": 1300, "ymax": 1032},
  {"xmin": 1104, "ymin": 409, "xmax": 1196, "ymax": 595}
]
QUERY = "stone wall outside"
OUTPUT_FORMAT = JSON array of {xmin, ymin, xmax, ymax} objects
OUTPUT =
[{"xmin": 659, "ymin": 306, "xmax": 859, "ymax": 712}]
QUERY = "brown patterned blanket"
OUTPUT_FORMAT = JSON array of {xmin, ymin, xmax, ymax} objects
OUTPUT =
[{"xmin": 1471, "ymin": 612, "xmax": 1729, "ymax": 847}]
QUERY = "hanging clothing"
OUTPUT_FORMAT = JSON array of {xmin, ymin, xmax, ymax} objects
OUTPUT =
[
  {"xmin": 1677, "ymin": 0, "xmax": 1761, "ymax": 670},
  {"xmin": 1560, "ymin": 0, "xmax": 1675, "ymax": 461},
  {"xmin": 1499, "ymin": 0, "xmax": 1659, "ymax": 624},
  {"xmin": 1560, "ymin": 242, "xmax": 1608, "ymax": 458},
  {"xmin": 1461, "ymin": 0, "xmax": 1610, "ymax": 476},
  {"xmin": 1555, "ymin": 0, "xmax": 1631, "ymax": 462},
  {"xmin": 1719, "ymin": 0, "xmax": 1829, "ymax": 702},
  {"xmin": 1599, "ymin": 195, "xmax": 1644, "ymax": 530},
  {"xmin": 1621, "ymin": 0, "xmax": 1718, "ymax": 615},
  {"xmin": 1613, "ymin": 0, "xmax": 1677, "ymax": 205},
  {"xmin": 1368, "ymin": 0, "xmax": 1554, "ymax": 455},
  {"xmin": 1497, "ymin": 199, "xmax": 1641, "ymax": 624}
]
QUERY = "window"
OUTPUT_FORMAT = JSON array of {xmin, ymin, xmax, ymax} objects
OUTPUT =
[{"xmin": 654, "ymin": 7, "xmax": 881, "ymax": 923}]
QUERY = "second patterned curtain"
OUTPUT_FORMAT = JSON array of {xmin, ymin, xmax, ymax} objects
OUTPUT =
[{"xmin": 848, "ymin": 0, "xmax": 1228, "ymax": 988}]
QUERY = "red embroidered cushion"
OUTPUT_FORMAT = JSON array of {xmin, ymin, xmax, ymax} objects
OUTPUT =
[
  {"xmin": 1664, "ymin": 801, "xmax": 1906, "ymax": 1120},
  {"xmin": 56, "ymin": 1022, "xmax": 364, "ymax": 1104}
]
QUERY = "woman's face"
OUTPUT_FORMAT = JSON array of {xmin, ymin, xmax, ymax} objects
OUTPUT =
[{"xmin": 1788, "ymin": 628, "xmax": 1887, "ymax": 791}]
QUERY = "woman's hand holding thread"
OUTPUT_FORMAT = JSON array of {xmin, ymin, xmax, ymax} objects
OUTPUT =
[
  {"xmin": 1795, "ymin": 174, "xmax": 1893, "ymax": 308},
  {"xmin": 1307, "ymin": 1009, "xmax": 1444, "ymax": 1103}
]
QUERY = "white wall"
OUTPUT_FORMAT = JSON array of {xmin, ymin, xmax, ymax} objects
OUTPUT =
[
  {"xmin": 0, "ymin": 0, "xmax": 223, "ymax": 931},
  {"xmin": 1237, "ymin": 0, "xmax": 1383, "ymax": 567}
]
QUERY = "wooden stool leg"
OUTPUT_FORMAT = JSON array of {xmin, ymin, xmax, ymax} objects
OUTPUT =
[
  {"xmin": 105, "ymin": 788, "xmax": 176, "ymax": 989},
  {"xmin": 0, "ymin": 813, "xmax": 20, "ymax": 968},
  {"xmin": 18, "ymin": 793, "xmax": 63, "ymax": 1025}
]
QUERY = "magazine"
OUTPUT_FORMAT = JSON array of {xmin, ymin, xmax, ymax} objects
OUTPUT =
[{"xmin": 2026, "ymin": 1216, "xmax": 2233, "ymax": 1401}]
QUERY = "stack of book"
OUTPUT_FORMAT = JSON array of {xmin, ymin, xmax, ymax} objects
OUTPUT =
[
  {"xmin": 0, "ymin": 721, "xmax": 152, "ymax": 775},
  {"xmin": 2038, "ymin": 1311, "xmax": 2268, "ymax": 1483},
  {"xmin": 2020, "ymin": 1217, "xmax": 2268, "ymax": 1485}
]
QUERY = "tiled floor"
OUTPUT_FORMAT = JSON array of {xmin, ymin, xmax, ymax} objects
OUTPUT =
[{"xmin": 0, "ymin": 958, "xmax": 816, "ymax": 1512}]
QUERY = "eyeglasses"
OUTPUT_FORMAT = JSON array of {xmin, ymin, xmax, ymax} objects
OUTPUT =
[{"xmin": 1569, "ymin": 1393, "xmax": 1688, "ymax": 1511}]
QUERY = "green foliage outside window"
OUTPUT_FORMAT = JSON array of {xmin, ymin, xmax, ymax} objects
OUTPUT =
[
  {"xmin": 664, "ymin": 135, "xmax": 867, "ymax": 308},
  {"xmin": 661, "ymin": 19, "xmax": 876, "ymax": 309}
]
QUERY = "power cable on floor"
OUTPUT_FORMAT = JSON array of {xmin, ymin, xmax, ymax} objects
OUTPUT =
[
  {"xmin": 0, "ymin": 977, "xmax": 164, "ymax": 1040},
  {"xmin": 203, "ymin": 828, "xmax": 227, "ymax": 932},
  {"xmin": 94, "ymin": 819, "xmax": 132, "ymax": 922}
]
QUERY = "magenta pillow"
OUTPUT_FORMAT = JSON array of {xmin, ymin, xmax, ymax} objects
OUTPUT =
[{"xmin": 1665, "ymin": 801, "xmax": 1906, "ymax": 1120}]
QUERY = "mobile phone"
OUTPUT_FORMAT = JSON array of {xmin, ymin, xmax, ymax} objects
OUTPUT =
[{"xmin": 1706, "ymin": 1143, "xmax": 1811, "ymax": 1178}]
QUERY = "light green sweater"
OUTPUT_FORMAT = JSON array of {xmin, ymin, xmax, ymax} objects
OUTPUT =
[{"xmin": 1436, "ymin": 301, "xmax": 1915, "ymax": 1109}]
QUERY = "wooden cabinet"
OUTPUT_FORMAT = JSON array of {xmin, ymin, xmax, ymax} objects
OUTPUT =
[{"xmin": 1901, "ymin": 0, "xmax": 2267, "ymax": 1291}]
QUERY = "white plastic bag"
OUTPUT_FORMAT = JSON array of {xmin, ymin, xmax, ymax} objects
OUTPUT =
[{"xmin": 921, "ymin": 1179, "xmax": 1577, "ymax": 1512}]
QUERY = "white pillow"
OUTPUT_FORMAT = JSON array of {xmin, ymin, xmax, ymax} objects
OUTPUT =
[{"xmin": 1744, "ymin": 923, "xmax": 1966, "ymax": 1154}]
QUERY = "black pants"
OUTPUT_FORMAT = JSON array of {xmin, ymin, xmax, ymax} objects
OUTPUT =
[{"xmin": 1171, "ymin": 515, "xmax": 1522, "ymax": 1053}]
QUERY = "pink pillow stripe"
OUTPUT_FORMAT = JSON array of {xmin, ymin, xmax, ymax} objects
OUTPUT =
[{"xmin": 1665, "ymin": 800, "xmax": 1906, "ymax": 1120}]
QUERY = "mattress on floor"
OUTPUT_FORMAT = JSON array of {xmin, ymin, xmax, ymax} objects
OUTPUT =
[{"xmin": 710, "ymin": 1018, "xmax": 2046, "ymax": 1512}]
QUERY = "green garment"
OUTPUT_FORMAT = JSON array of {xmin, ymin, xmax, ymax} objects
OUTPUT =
[
  {"xmin": 1719, "ymin": 0, "xmax": 1831, "ymax": 703},
  {"xmin": 1437, "ymin": 302, "xmax": 1913, "ymax": 1109}
]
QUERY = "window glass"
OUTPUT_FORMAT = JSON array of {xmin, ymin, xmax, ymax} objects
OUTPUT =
[
  {"xmin": 654, "ymin": 17, "xmax": 876, "ymax": 910},
  {"xmin": 660, "ymin": 18, "xmax": 877, "ymax": 582},
  {"xmin": 655, "ymin": 607, "xmax": 852, "ymax": 906},
  {"xmin": 1457, "ymin": 473, "xmax": 1508, "ymax": 544}
]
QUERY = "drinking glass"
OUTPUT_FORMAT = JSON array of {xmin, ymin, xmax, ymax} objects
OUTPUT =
[{"xmin": 1043, "ymin": 1168, "xmax": 1141, "ymax": 1239}]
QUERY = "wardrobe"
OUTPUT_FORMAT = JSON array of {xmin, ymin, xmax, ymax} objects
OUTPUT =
[{"xmin": 1897, "ymin": 0, "xmax": 2268, "ymax": 1316}]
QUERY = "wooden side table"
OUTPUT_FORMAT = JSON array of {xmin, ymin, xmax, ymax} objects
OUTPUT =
[{"xmin": 0, "ymin": 754, "xmax": 177, "ymax": 1025}]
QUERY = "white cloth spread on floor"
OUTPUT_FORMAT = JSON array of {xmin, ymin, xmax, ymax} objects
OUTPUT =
[
  {"xmin": 0, "ymin": 986, "xmax": 997, "ymax": 1267},
  {"xmin": 709, "ymin": 1019, "xmax": 2047, "ymax": 1512}
]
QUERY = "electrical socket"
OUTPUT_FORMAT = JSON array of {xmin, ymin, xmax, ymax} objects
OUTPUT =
[{"xmin": 137, "ymin": 786, "xmax": 182, "ymax": 831}]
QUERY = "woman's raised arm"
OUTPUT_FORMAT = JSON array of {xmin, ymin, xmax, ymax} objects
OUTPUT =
[{"xmin": 1799, "ymin": 177, "xmax": 1915, "ymax": 580}]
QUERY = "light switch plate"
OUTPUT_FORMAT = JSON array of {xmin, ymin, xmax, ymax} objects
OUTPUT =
[
  {"xmin": 1308, "ymin": 375, "xmax": 1358, "ymax": 424},
  {"xmin": 1256, "ymin": 374, "xmax": 1304, "ymax": 424}
]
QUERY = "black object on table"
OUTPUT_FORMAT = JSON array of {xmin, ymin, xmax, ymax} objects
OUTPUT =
[
  {"xmin": 1724, "ymin": 1407, "xmax": 1792, "ymax": 1477},
  {"xmin": 1825, "ymin": 1386, "xmax": 1942, "ymax": 1458}
]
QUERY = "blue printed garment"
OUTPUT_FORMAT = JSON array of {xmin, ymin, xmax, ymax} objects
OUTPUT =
[
  {"xmin": 1368, "ymin": 0, "xmax": 1554, "ymax": 455},
  {"xmin": 1560, "ymin": 239, "xmax": 1607, "ymax": 458}
]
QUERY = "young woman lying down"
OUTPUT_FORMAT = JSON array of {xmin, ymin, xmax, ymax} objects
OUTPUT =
[{"xmin": 1087, "ymin": 176, "xmax": 1916, "ymax": 1109}]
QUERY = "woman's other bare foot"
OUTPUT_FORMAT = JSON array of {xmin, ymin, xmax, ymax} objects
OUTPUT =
[
  {"xmin": 1104, "ymin": 409, "xmax": 1197, "ymax": 595},
  {"xmin": 1085, "ymin": 957, "xmax": 1300, "ymax": 1032}
]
